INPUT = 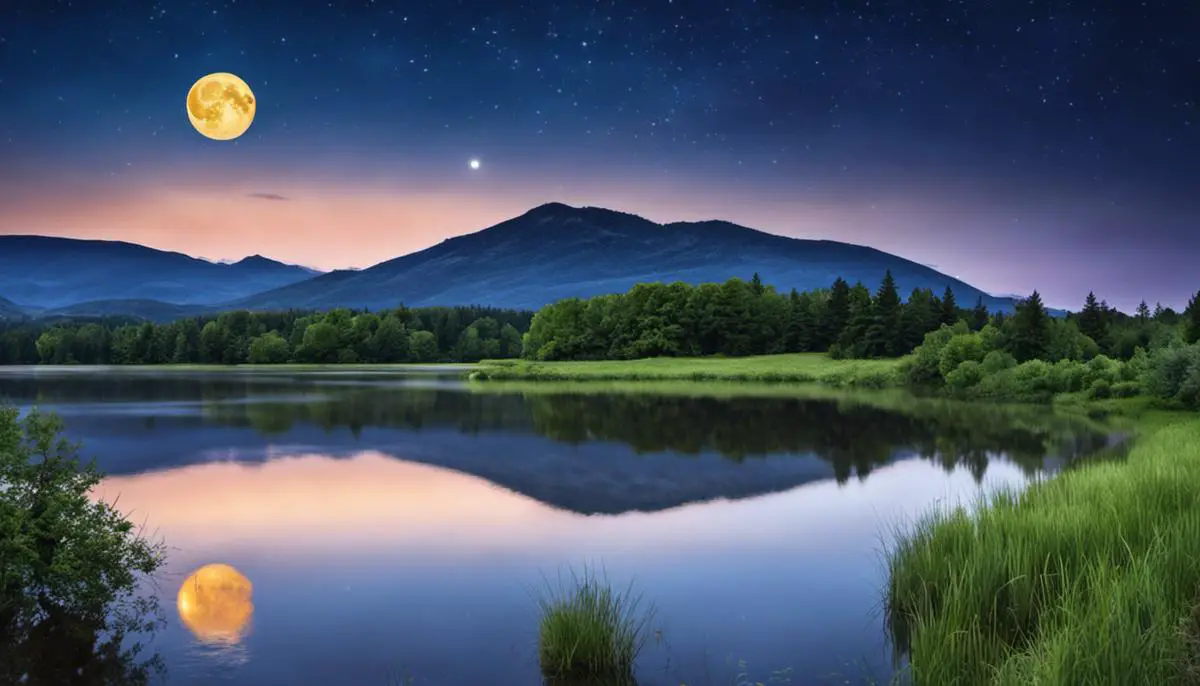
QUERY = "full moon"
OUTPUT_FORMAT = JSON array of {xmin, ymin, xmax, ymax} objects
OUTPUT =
[
  {"xmin": 186, "ymin": 72, "xmax": 256, "ymax": 141},
  {"xmin": 469, "ymin": 158, "xmax": 481, "ymax": 170},
  {"xmin": 176, "ymin": 563, "xmax": 255, "ymax": 644}
]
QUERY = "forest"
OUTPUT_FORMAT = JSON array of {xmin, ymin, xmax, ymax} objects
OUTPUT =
[
  {"xmin": 521, "ymin": 272, "xmax": 1200, "ymax": 365},
  {"xmin": 0, "ymin": 305, "xmax": 531, "ymax": 365}
]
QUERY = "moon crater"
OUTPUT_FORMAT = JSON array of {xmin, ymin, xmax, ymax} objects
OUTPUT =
[{"xmin": 186, "ymin": 72, "xmax": 256, "ymax": 141}]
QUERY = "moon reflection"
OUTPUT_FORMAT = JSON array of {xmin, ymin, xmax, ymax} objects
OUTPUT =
[{"xmin": 177, "ymin": 563, "xmax": 255, "ymax": 644}]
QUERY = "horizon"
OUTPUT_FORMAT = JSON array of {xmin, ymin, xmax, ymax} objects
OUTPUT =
[{"xmin": 2, "ymin": 2, "xmax": 1196, "ymax": 312}]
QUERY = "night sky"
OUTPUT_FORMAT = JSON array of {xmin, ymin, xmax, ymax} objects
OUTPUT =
[{"xmin": 0, "ymin": 0, "xmax": 1196, "ymax": 311}]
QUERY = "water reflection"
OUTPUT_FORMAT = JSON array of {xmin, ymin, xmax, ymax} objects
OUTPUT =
[
  {"xmin": 178, "ymin": 564, "xmax": 255, "ymax": 645},
  {"xmin": 0, "ymin": 369, "xmax": 1121, "ymax": 685}
]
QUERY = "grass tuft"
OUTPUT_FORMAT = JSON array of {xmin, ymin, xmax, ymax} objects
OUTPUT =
[{"xmin": 537, "ymin": 565, "xmax": 654, "ymax": 686}]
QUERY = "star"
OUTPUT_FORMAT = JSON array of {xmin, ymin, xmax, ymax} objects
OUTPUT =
[{"xmin": 469, "ymin": 158, "xmax": 481, "ymax": 170}]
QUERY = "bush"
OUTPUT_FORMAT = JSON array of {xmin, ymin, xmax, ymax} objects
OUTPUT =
[
  {"xmin": 1049, "ymin": 359, "xmax": 1089, "ymax": 393},
  {"xmin": 1143, "ymin": 344, "xmax": 1200, "ymax": 409},
  {"xmin": 980, "ymin": 350, "xmax": 1017, "ymax": 375},
  {"xmin": 945, "ymin": 360, "xmax": 984, "ymax": 390},
  {"xmin": 903, "ymin": 325, "xmax": 959, "ymax": 386},
  {"xmin": 1088, "ymin": 378, "xmax": 1112, "ymax": 399},
  {"xmin": 938, "ymin": 334, "xmax": 986, "ymax": 378},
  {"xmin": 974, "ymin": 359, "xmax": 1055, "ymax": 401},
  {"xmin": 0, "ymin": 407, "xmax": 165, "ymax": 682}
]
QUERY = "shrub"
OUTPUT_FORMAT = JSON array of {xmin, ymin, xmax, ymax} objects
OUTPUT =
[
  {"xmin": 938, "ymin": 333, "xmax": 986, "ymax": 378},
  {"xmin": 903, "ymin": 325, "xmax": 959, "ymax": 386},
  {"xmin": 1088, "ymin": 378, "xmax": 1112, "ymax": 399},
  {"xmin": 980, "ymin": 350, "xmax": 1017, "ymax": 375},
  {"xmin": 945, "ymin": 360, "xmax": 984, "ymax": 390},
  {"xmin": 1049, "ymin": 359, "xmax": 1088, "ymax": 393},
  {"xmin": 1143, "ymin": 343, "xmax": 1200, "ymax": 409}
]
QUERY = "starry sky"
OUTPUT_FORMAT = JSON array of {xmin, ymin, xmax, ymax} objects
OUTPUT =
[{"xmin": 0, "ymin": 0, "xmax": 1196, "ymax": 311}]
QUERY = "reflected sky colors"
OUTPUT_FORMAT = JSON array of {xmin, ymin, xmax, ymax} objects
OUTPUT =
[{"xmin": 0, "ymin": 369, "xmax": 1103, "ymax": 685}]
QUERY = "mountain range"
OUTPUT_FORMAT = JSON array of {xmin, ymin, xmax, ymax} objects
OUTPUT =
[{"xmin": 0, "ymin": 203, "xmax": 1027, "ymax": 321}]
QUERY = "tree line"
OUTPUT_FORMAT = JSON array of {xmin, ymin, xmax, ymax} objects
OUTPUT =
[
  {"xmin": 0, "ymin": 305, "xmax": 533, "ymax": 365},
  {"xmin": 522, "ymin": 272, "xmax": 1200, "ymax": 364}
]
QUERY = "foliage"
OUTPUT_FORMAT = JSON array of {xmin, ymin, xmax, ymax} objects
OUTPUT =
[
  {"xmin": 521, "ymin": 274, "xmax": 979, "ymax": 362},
  {"xmin": 0, "ymin": 407, "xmax": 165, "ymax": 684},
  {"xmin": 4, "ymin": 305, "xmax": 532, "ymax": 365},
  {"xmin": 885, "ymin": 416, "xmax": 1200, "ymax": 685},
  {"xmin": 537, "ymin": 566, "xmax": 652, "ymax": 685}
]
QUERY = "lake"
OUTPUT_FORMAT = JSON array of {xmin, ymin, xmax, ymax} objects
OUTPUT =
[{"xmin": 0, "ymin": 367, "xmax": 1117, "ymax": 685}]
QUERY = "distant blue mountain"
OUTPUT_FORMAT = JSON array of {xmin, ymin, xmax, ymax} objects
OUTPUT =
[
  {"xmin": 233, "ymin": 202, "xmax": 1025, "ymax": 313},
  {"xmin": 0, "ymin": 236, "xmax": 320, "ymax": 310},
  {"xmin": 3, "ymin": 204, "xmax": 1043, "ymax": 320}
]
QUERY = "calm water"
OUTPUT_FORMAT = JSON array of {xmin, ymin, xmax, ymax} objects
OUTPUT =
[{"xmin": 0, "ymin": 367, "xmax": 1115, "ymax": 686}]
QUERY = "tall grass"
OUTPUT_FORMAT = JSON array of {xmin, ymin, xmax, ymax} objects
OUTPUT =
[
  {"xmin": 537, "ymin": 566, "xmax": 655, "ymax": 685},
  {"xmin": 884, "ymin": 415, "xmax": 1200, "ymax": 685},
  {"xmin": 473, "ymin": 353, "xmax": 904, "ymax": 389}
]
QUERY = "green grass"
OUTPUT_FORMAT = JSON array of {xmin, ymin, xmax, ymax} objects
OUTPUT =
[
  {"xmin": 473, "ymin": 353, "xmax": 905, "ymax": 388},
  {"xmin": 884, "ymin": 411, "xmax": 1200, "ymax": 685},
  {"xmin": 537, "ymin": 566, "xmax": 654, "ymax": 685}
]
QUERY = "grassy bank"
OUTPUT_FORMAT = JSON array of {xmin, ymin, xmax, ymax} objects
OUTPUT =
[
  {"xmin": 0, "ymin": 362, "xmax": 472, "ymax": 372},
  {"xmin": 472, "ymin": 353, "xmax": 904, "ymax": 387},
  {"xmin": 886, "ymin": 409, "xmax": 1200, "ymax": 685}
]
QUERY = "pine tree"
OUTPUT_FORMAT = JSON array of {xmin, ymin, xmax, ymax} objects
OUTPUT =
[
  {"xmin": 784, "ymin": 289, "xmax": 812, "ymax": 352},
  {"xmin": 900, "ymin": 288, "xmax": 935, "ymax": 351},
  {"xmin": 1077, "ymin": 291, "xmax": 1107, "ymax": 343},
  {"xmin": 940, "ymin": 286, "xmax": 958, "ymax": 326},
  {"xmin": 750, "ymin": 272, "xmax": 765, "ymax": 296},
  {"xmin": 864, "ymin": 271, "xmax": 902, "ymax": 356},
  {"xmin": 1185, "ymin": 290, "xmax": 1200, "ymax": 344},
  {"xmin": 1136, "ymin": 301, "xmax": 1151, "ymax": 323},
  {"xmin": 1008, "ymin": 290, "xmax": 1051, "ymax": 362},
  {"xmin": 836, "ymin": 282, "xmax": 875, "ymax": 357},
  {"xmin": 970, "ymin": 296, "xmax": 989, "ymax": 331},
  {"xmin": 818, "ymin": 278, "xmax": 852, "ymax": 350}
]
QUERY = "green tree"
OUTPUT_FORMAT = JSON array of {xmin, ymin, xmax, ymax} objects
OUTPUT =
[
  {"xmin": 1185, "ymin": 291, "xmax": 1200, "ymax": 345},
  {"xmin": 864, "ymin": 271, "xmax": 902, "ymax": 357},
  {"xmin": 498, "ymin": 323, "xmax": 524, "ymax": 358},
  {"xmin": 295, "ymin": 322, "xmax": 341, "ymax": 363},
  {"xmin": 0, "ymin": 407, "xmax": 165, "ymax": 684},
  {"xmin": 1006, "ymin": 290, "xmax": 1052, "ymax": 362},
  {"xmin": 409, "ymin": 330, "xmax": 440, "ymax": 363},
  {"xmin": 1136, "ymin": 300, "xmax": 1151, "ymax": 323},
  {"xmin": 969, "ymin": 297, "xmax": 989, "ymax": 331},
  {"xmin": 818, "ymin": 278, "xmax": 852, "ymax": 351},
  {"xmin": 370, "ymin": 315, "xmax": 410, "ymax": 362},
  {"xmin": 247, "ymin": 332, "xmax": 291, "ymax": 364},
  {"xmin": 939, "ymin": 286, "xmax": 959, "ymax": 326},
  {"xmin": 1076, "ymin": 291, "xmax": 1107, "ymax": 344},
  {"xmin": 198, "ymin": 321, "xmax": 226, "ymax": 364}
]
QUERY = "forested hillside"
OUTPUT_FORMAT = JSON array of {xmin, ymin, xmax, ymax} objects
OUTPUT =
[{"xmin": 0, "ymin": 306, "xmax": 531, "ymax": 365}]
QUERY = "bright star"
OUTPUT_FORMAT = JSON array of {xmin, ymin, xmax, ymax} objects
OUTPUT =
[{"xmin": 469, "ymin": 158, "xmax": 481, "ymax": 170}]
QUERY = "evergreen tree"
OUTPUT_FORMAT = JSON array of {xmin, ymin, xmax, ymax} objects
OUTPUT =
[
  {"xmin": 1136, "ymin": 300, "xmax": 1151, "ymax": 323},
  {"xmin": 900, "ymin": 288, "xmax": 936, "ymax": 351},
  {"xmin": 864, "ymin": 271, "xmax": 901, "ymax": 356},
  {"xmin": 970, "ymin": 297, "xmax": 989, "ymax": 331},
  {"xmin": 939, "ymin": 286, "xmax": 958, "ymax": 326},
  {"xmin": 818, "ymin": 278, "xmax": 852, "ymax": 350},
  {"xmin": 783, "ymin": 289, "xmax": 812, "ymax": 352},
  {"xmin": 749, "ymin": 272, "xmax": 765, "ymax": 296},
  {"xmin": 836, "ymin": 282, "xmax": 874, "ymax": 358},
  {"xmin": 1077, "ymin": 291, "xmax": 1107, "ymax": 343},
  {"xmin": 1185, "ymin": 291, "xmax": 1200, "ymax": 344},
  {"xmin": 1007, "ymin": 290, "xmax": 1051, "ymax": 362}
]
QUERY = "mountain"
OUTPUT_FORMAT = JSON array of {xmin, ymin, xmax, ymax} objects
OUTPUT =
[
  {"xmin": 0, "ymin": 295, "xmax": 25, "ymax": 319},
  {"xmin": 0, "ymin": 236, "xmax": 321, "ymax": 309},
  {"xmin": 234, "ymin": 202, "xmax": 1021, "ymax": 313}
]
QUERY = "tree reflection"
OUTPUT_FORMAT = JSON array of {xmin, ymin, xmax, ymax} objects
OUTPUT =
[{"xmin": 196, "ymin": 386, "xmax": 1110, "ymax": 485}]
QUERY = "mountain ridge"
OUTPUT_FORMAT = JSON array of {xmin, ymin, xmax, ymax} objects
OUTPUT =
[
  {"xmin": 228, "ymin": 202, "xmax": 1024, "ymax": 314},
  {"xmin": 3, "ymin": 204, "xmax": 1046, "ymax": 319},
  {"xmin": 0, "ymin": 235, "xmax": 322, "ymax": 309}
]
